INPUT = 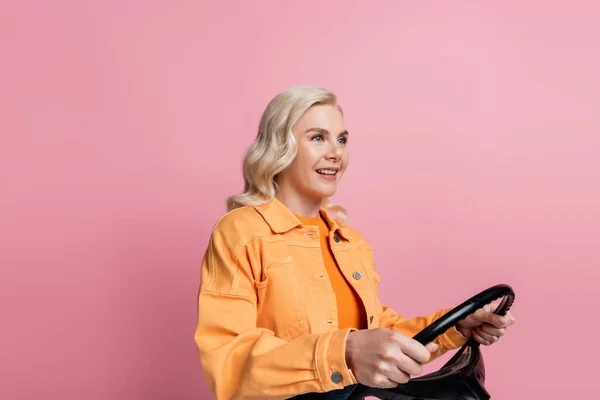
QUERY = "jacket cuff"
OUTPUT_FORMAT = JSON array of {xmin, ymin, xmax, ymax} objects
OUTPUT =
[
  {"xmin": 314, "ymin": 328, "xmax": 358, "ymax": 391},
  {"xmin": 440, "ymin": 325, "xmax": 468, "ymax": 350}
]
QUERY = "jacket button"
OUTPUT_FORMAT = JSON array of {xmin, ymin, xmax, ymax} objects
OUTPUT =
[
  {"xmin": 333, "ymin": 235, "xmax": 340, "ymax": 242},
  {"xmin": 352, "ymin": 271, "xmax": 361, "ymax": 280},
  {"xmin": 331, "ymin": 371, "xmax": 343, "ymax": 384}
]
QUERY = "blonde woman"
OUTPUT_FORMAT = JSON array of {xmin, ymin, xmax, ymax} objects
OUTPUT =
[{"xmin": 194, "ymin": 86, "xmax": 515, "ymax": 400}]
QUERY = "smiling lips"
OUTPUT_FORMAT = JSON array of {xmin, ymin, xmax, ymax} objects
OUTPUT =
[
  {"xmin": 316, "ymin": 168, "xmax": 338, "ymax": 181},
  {"xmin": 316, "ymin": 169, "xmax": 337, "ymax": 175}
]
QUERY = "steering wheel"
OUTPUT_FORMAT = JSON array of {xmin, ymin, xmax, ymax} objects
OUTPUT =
[{"xmin": 345, "ymin": 284, "xmax": 515, "ymax": 400}]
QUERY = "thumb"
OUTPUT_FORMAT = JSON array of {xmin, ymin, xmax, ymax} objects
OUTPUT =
[
  {"xmin": 474, "ymin": 308, "xmax": 509, "ymax": 327},
  {"xmin": 425, "ymin": 342, "xmax": 439, "ymax": 353}
]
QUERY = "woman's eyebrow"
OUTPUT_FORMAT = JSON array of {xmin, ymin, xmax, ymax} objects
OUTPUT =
[{"xmin": 304, "ymin": 127, "xmax": 349, "ymax": 136}]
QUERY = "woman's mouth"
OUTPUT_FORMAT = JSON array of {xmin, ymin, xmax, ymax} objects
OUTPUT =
[
  {"xmin": 316, "ymin": 169, "xmax": 337, "ymax": 176},
  {"xmin": 315, "ymin": 169, "xmax": 338, "ymax": 181}
]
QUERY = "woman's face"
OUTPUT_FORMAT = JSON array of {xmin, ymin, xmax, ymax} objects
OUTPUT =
[{"xmin": 277, "ymin": 104, "xmax": 349, "ymax": 205}]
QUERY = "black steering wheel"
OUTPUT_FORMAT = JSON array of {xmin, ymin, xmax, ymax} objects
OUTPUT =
[{"xmin": 346, "ymin": 284, "xmax": 515, "ymax": 400}]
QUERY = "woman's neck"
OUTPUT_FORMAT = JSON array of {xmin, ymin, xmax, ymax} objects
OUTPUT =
[{"xmin": 275, "ymin": 191, "xmax": 322, "ymax": 218}]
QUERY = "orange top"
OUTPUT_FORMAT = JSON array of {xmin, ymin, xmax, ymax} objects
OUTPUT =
[
  {"xmin": 194, "ymin": 198, "xmax": 468, "ymax": 400},
  {"xmin": 294, "ymin": 212, "xmax": 367, "ymax": 330}
]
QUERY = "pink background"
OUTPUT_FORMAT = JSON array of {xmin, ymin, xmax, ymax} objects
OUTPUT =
[{"xmin": 2, "ymin": 1, "xmax": 599, "ymax": 399}]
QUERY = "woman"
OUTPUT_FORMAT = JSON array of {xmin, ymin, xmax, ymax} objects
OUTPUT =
[{"xmin": 194, "ymin": 86, "xmax": 515, "ymax": 400}]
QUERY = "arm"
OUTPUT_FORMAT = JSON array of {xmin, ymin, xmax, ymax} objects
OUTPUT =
[{"xmin": 194, "ymin": 223, "xmax": 357, "ymax": 400}]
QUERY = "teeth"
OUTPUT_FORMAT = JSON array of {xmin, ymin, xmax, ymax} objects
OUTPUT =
[{"xmin": 317, "ymin": 169, "xmax": 336, "ymax": 175}]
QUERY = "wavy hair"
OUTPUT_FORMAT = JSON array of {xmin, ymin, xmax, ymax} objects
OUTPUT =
[{"xmin": 226, "ymin": 85, "xmax": 347, "ymax": 221}]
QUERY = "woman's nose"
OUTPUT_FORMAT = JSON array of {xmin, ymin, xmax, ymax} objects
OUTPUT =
[{"xmin": 326, "ymin": 143, "xmax": 342, "ymax": 159}]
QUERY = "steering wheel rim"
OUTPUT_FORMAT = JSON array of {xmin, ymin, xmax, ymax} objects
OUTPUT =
[
  {"xmin": 412, "ymin": 283, "xmax": 514, "ymax": 345},
  {"xmin": 346, "ymin": 284, "xmax": 515, "ymax": 400}
]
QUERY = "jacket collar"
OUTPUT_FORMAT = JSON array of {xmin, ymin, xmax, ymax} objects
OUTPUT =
[{"xmin": 254, "ymin": 197, "xmax": 353, "ymax": 241}]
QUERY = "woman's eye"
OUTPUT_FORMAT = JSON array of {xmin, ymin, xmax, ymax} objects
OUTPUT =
[
  {"xmin": 338, "ymin": 137, "xmax": 348, "ymax": 144},
  {"xmin": 312, "ymin": 135, "xmax": 324, "ymax": 142}
]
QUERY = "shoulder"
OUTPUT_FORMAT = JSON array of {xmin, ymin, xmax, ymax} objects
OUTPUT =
[
  {"xmin": 208, "ymin": 206, "xmax": 271, "ymax": 247},
  {"xmin": 212, "ymin": 206, "xmax": 267, "ymax": 235}
]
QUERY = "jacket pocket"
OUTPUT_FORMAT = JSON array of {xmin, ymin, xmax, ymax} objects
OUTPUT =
[{"xmin": 254, "ymin": 256, "xmax": 309, "ymax": 341}]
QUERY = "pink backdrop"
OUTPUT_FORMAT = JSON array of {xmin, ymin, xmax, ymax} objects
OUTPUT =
[{"xmin": 2, "ymin": 1, "xmax": 598, "ymax": 399}]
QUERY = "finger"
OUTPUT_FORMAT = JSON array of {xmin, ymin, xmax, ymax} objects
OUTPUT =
[
  {"xmin": 425, "ymin": 342, "xmax": 439, "ymax": 353},
  {"xmin": 472, "ymin": 308, "xmax": 509, "ymax": 327},
  {"xmin": 404, "ymin": 341, "xmax": 432, "ymax": 364},
  {"xmin": 506, "ymin": 311, "xmax": 516, "ymax": 324},
  {"xmin": 487, "ymin": 299, "xmax": 502, "ymax": 313},
  {"xmin": 480, "ymin": 324, "xmax": 506, "ymax": 337},
  {"xmin": 384, "ymin": 369, "xmax": 410, "ymax": 386},
  {"xmin": 393, "ymin": 334, "xmax": 432, "ymax": 364},
  {"xmin": 488, "ymin": 299, "xmax": 517, "ymax": 324},
  {"xmin": 473, "ymin": 329, "xmax": 494, "ymax": 346},
  {"xmin": 371, "ymin": 374, "xmax": 405, "ymax": 389},
  {"xmin": 484, "ymin": 299, "xmax": 502, "ymax": 313},
  {"xmin": 473, "ymin": 327, "xmax": 498, "ymax": 344},
  {"xmin": 396, "ymin": 350, "xmax": 426, "ymax": 376}
]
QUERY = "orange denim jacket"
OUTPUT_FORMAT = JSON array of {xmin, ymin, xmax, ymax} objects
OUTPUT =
[{"xmin": 194, "ymin": 198, "xmax": 468, "ymax": 400}]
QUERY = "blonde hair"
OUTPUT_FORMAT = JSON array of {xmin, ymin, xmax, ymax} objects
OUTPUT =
[{"xmin": 226, "ymin": 85, "xmax": 347, "ymax": 221}]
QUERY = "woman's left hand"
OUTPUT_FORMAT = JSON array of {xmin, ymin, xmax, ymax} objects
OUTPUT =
[{"xmin": 455, "ymin": 300, "xmax": 516, "ymax": 346}]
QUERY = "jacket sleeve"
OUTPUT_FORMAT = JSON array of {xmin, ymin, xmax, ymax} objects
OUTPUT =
[
  {"xmin": 194, "ymin": 222, "xmax": 357, "ymax": 400},
  {"xmin": 378, "ymin": 305, "xmax": 468, "ymax": 362}
]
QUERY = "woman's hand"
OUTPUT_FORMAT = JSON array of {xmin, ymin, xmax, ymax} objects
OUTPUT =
[
  {"xmin": 456, "ymin": 300, "xmax": 516, "ymax": 346},
  {"xmin": 344, "ymin": 328, "xmax": 439, "ymax": 389}
]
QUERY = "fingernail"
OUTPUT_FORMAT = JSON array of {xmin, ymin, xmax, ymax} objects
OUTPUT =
[{"xmin": 497, "ymin": 316, "xmax": 508, "ymax": 324}]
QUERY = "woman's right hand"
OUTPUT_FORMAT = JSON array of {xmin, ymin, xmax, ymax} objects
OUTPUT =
[{"xmin": 344, "ymin": 328, "xmax": 439, "ymax": 388}]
